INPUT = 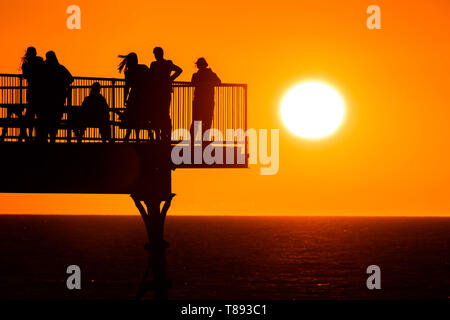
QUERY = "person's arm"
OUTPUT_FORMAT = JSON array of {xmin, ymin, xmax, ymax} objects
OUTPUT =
[
  {"xmin": 81, "ymin": 97, "xmax": 88, "ymax": 108},
  {"xmin": 191, "ymin": 73, "xmax": 198, "ymax": 86},
  {"xmin": 123, "ymin": 72, "xmax": 130, "ymax": 104},
  {"xmin": 149, "ymin": 61, "xmax": 155, "ymax": 72},
  {"xmin": 212, "ymin": 72, "xmax": 221, "ymax": 86},
  {"xmin": 22, "ymin": 63, "xmax": 30, "ymax": 80},
  {"xmin": 63, "ymin": 66, "xmax": 74, "ymax": 87},
  {"xmin": 101, "ymin": 96, "xmax": 110, "ymax": 120},
  {"xmin": 62, "ymin": 66, "xmax": 74, "ymax": 104},
  {"xmin": 170, "ymin": 63, "xmax": 183, "ymax": 82}
]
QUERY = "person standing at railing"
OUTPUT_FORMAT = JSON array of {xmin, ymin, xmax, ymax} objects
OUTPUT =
[
  {"xmin": 118, "ymin": 52, "xmax": 150, "ymax": 142},
  {"xmin": 40, "ymin": 51, "xmax": 73, "ymax": 143},
  {"xmin": 190, "ymin": 58, "xmax": 221, "ymax": 140},
  {"xmin": 149, "ymin": 47, "xmax": 182, "ymax": 141},
  {"xmin": 0, "ymin": 47, "xmax": 45, "ymax": 142},
  {"xmin": 21, "ymin": 47, "xmax": 45, "ymax": 142}
]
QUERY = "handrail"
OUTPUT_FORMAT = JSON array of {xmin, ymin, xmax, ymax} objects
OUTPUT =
[{"xmin": 0, "ymin": 74, "xmax": 248, "ymax": 144}]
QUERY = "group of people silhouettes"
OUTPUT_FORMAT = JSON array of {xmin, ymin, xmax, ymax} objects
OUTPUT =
[
  {"xmin": 118, "ymin": 47, "xmax": 183, "ymax": 142},
  {"xmin": 19, "ymin": 47, "xmax": 74, "ymax": 143},
  {"xmin": 5, "ymin": 46, "xmax": 221, "ymax": 143}
]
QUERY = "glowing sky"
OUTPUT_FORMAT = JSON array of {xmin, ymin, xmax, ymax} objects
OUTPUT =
[{"xmin": 0, "ymin": 0, "xmax": 450, "ymax": 216}]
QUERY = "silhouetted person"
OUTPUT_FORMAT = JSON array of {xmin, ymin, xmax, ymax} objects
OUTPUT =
[
  {"xmin": 72, "ymin": 82, "xmax": 111, "ymax": 143},
  {"xmin": 22, "ymin": 47, "xmax": 45, "ymax": 141},
  {"xmin": 149, "ymin": 47, "xmax": 182, "ymax": 141},
  {"xmin": 118, "ymin": 53, "xmax": 150, "ymax": 142},
  {"xmin": 40, "ymin": 51, "xmax": 73, "ymax": 143},
  {"xmin": 0, "ymin": 47, "xmax": 44, "ymax": 142},
  {"xmin": 190, "ymin": 58, "xmax": 221, "ymax": 139}
]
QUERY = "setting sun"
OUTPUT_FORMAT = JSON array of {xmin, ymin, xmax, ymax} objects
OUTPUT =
[{"xmin": 281, "ymin": 81, "xmax": 345, "ymax": 139}]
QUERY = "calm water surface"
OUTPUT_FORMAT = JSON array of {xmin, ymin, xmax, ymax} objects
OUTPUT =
[{"xmin": 0, "ymin": 216, "xmax": 448, "ymax": 300}]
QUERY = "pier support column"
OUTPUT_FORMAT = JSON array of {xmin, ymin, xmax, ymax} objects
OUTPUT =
[{"xmin": 133, "ymin": 193, "xmax": 175, "ymax": 300}]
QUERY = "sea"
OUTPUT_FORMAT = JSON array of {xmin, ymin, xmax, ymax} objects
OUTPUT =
[{"xmin": 0, "ymin": 216, "xmax": 448, "ymax": 300}]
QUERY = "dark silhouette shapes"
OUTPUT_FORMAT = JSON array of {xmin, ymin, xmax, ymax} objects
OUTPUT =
[
  {"xmin": 1, "ymin": 47, "xmax": 225, "ymax": 149},
  {"xmin": 21, "ymin": 47, "xmax": 45, "ymax": 141},
  {"xmin": 39, "ymin": 51, "xmax": 73, "ymax": 143},
  {"xmin": 149, "ymin": 47, "xmax": 182, "ymax": 141},
  {"xmin": 118, "ymin": 53, "xmax": 150, "ymax": 142},
  {"xmin": 0, "ymin": 47, "xmax": 45, "ymax": 142},
  {"xmin": 71, "ymin": 82, "xmax": 111, "ymax": 143},
  {"xmin": 190, "ymin": 58, "xmax": 221, "ymax": 139},
  {"xmin": 0, "ymin": 48, "xmax": 249, "ymax": 301},
  {"xmin": 133, "ymin": 193, "xmax": 175, "ymax": 300}
]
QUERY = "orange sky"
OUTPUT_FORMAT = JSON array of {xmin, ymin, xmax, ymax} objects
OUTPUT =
[{"xmin": 0, "ymin": 0, "xmax": 450, "ymax": 216}]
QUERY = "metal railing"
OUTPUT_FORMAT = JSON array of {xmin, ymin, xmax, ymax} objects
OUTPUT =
[{"xmin": 0, "ymin": 74, "xmax": 247, "ymax": 144}]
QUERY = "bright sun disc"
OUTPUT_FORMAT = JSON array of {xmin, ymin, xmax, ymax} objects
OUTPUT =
[{"xmin": 281, "ymin": 81, "xmax": 345, "ymax": 139}]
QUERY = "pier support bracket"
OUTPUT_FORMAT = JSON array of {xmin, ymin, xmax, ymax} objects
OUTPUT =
[{"xmin": 133, "ymin": 193, "xmax": 175, "ymax": 300}]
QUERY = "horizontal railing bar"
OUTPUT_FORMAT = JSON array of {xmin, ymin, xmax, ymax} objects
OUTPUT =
[
  {"xmin": 0, "ymin": 74, "xmax": 246, "ymax": 88},
  {"xmin": 0, "ymin": 73, "xmax": 247, "ymax": 147}
]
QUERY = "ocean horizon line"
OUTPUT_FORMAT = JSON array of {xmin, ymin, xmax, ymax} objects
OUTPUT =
[{"xmin": 0, "ymin": 213, "xmax": 449, "ymax": 218}]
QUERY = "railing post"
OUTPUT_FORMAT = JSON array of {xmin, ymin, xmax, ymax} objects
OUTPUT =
[
  {"xmin": 67, "ymin": 86, "xmax": 72, "ymax": 108},
  {"xmin": 19, "ymin": 76, "xmax": 24, "ymax": 142},
  {"xmin": 67, "ymin": 86, "xmax": 73, "ymax": 143},
  {"xmin": 19, "ymin": 76, "xmax": 23, "ymax": 105},
  {"xmin": 244, "ymin": 84, "xmax": 248, "ymax": 166},
  {"xmin": 111, "ymin": 79, "xmax": 116, "ymax": 142}
]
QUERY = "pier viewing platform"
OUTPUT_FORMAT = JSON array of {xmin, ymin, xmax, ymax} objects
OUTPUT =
[{"xmin": 0, "ymin": 73, "xmax": 248, "ymax": 196}]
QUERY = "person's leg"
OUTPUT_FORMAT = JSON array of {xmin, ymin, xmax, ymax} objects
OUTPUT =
[
  {"xmin": 49, "ymin": 112, "xmax": 59, "ymax": 143},
  {"xmin": 0, "ymin": 129, "xmax": 6, "ymax": 142},
  {"xmin": 38, "ymin": 112, "xmax": 51, "ymax": 143},
  {"xmin": 23, "ymin": 107, "xmax": 36, "ymax": 142},
  {"xmin": 100, "ymin": 125, "xmax": 111, "ymax": 143},
  {"xmin": 161, "ymin": 92, "xmax": 172, "ymax": 142},
  {"xmin": 0, "ymin": 109, "xmax": 10, "ymax": 142},
  {"xmin": 49, "ymin": 128, "xmax": 56, "ymax": 143},
  {"xmin": 161, "ymin": 117, "xmax": 171, "ymax": 142},
  {"xmin": 28, "ymin": 110, "xmax": 36, "ymax": 141},
  {"xmin": 124, "ymin": 129, "xmax": 131, "ymax": 142},
  {"xmin": 50, "ymin": 108, "xmax": 63, "ymax": 143},
  {"xmin": 18, "ymin": 108, "xmax": 29, "ymax": 143},
  {"xmin": 204, "ymin": 112, "xmax": 214, "ymax": 138},
  {"xmin": 76, "ymin": 127, "xmax": 86, "ymax": 143},
  {"xmin": 38, "ymin": 111, "xmax": 49, "ymax": 143},
  {"xmin": 99, "ymin": 127, "xmax": 106, "ymax": 143},
  {"xmin": 40, "ymin": 124, "xmax": 50, "ymax": 143},
  {"xmin": 135, "ymin": 129, "xmax": 141, "ymax": 142},
  {"xmin": 147, "ymin": 127, "xmax": 155, "ymax": 141},
  {"xmin": 34, "ymin": 113, "xmax": 43, "ymax": 143},
  {"xmin": 189, "ymin": 122, "xmax": 194, "ymax": 142}
]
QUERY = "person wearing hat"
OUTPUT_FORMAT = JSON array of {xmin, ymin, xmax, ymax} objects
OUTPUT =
[{"xmin": 190, "ymin": 57, "xmax": 221, "ymax": 139}]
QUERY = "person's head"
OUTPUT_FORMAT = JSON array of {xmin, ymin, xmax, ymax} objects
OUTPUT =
[
  {"xmin": 22, "ymin": 47, "xmax": 37, "ymax": 66},
  {"xmin": 118, "ymin": 52, "xmax": 138, "ymax": 73},
  {"xmin": 153, "ymin": 47, "xmax": 164, "ymax": 61},
  {"xmin": 25, "ymin": 47, "xmax": 37, "ymax": 59},
  {"xmin": 45, "ymin": 51, "xmax": 59, "ymax": 66},
  {"xmin": 195, "ymin": 57, "xmax": 208, "ymax": 70},
  {"xmin": 90, "ymin": 82, "xmax": 101, "ymax": 95}
]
